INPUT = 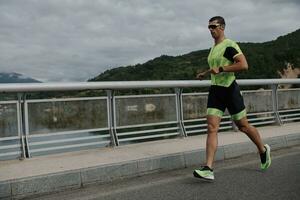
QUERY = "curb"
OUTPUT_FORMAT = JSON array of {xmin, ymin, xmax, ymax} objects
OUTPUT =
[{"xmin": 1, "ymin": 133, "xmax": 299, "ymax": 199}]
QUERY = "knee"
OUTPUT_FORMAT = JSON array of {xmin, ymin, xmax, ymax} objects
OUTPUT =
[{"xmin": 207, "ymin": 123, "xmax": 219, "ymax": 134}]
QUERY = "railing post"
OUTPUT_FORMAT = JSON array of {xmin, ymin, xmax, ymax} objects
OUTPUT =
[
  {"xmin": 17, "ymin": 93, "xmax": 26, "ymax": 159},
  {"xmin": 175, "ymin": 88, "xmax": 187, "ymax": 137},
  {"xmin": 106, "ymin": 90, "xmax": 119, "ymax": 146},
  {"xmin": 271, "ymin": 84, "xmax": 282, "ymax": 125},
  {"xmin": 18, "ymin": 93, "xmax": 31, "ymax": 158}
]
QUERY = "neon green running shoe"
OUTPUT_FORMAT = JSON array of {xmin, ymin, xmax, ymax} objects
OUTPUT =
[
  {"xmin": 260, "ymin": 144, "xmax": 271, "ymax": 170},
  {"xmin": 193, "ymin": 166, "xmax": 214, "ymax": 180}
]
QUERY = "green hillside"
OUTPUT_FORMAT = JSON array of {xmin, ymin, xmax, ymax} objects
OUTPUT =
[{"xmin": 89, "ymin": 29, "xmax": 300, "ymax": 82}]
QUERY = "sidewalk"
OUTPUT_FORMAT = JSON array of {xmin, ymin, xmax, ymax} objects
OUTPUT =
[{"xmin": 1, "ymin": 122, "xmax": 300, "ymax": 199}]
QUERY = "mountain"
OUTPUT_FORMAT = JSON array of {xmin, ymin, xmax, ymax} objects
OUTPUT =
[
  {"xmin": 89, "ymin": 29, "xmax": 300, "ymax": 82},
  {"xmin": 0, "ymin": 72, "xmax": 41, "ymax": 83}
]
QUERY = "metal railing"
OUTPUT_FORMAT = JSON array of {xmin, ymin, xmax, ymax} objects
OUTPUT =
[{"xmin": 0, "ymin": 79, "xmax": 299, "ymax": 160}]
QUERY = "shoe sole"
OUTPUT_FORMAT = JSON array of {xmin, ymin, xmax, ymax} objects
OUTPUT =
[
  {"xmin": 193, "ymin": 171, "xmax": 214, "ymax": 181},
  {"xmin": 265, "ymin": 144, "xmax": 271, "ymax": 169},
  {"xmin": 261, "ymin": 144, "xmax": 271, "ymax": 170}
]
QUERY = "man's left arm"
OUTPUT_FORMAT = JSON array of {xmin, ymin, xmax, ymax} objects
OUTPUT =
[
  {"xmin": 222, "ymin": 54, "xmax": 248, "ymax": 72},
  {"xmin": 211, "ymin": 46, "xmax": 248, "ymax": 75}
]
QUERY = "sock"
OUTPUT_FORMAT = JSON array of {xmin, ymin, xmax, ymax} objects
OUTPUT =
[
  {"xmin": 260, "ymin": 148, "xmax": 266, "ymax": 163},
  {"xmin": 202, "ymin": 166, "xmax": 213, "ymax": 171}
]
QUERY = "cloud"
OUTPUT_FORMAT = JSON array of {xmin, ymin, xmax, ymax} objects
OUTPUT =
[{"xmin": 0, "ymin": 0, "xmax": 299, "ymax": 82}]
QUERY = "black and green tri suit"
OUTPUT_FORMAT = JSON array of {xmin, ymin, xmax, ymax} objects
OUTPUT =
[{"xmin": 207, "ymin": 38, "xmax": 246, "ymax": 120}]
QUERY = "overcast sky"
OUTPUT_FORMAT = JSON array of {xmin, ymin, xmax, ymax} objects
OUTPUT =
[{"xmin": 0, "ymin": 0, "xmax": 299, "ymax": 82}]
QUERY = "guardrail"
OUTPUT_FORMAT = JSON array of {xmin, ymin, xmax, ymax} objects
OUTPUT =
[{"xmin": 0, "ymin": 79, "xmax": 299, "ymax": 160}]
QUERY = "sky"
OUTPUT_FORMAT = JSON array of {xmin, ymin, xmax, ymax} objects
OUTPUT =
[{"xmin": 0, "ymin": 0, "xmax": 299, "ymax": 82}]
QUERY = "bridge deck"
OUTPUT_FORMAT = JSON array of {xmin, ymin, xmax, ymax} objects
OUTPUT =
[{"xmin": 0, "ymin": 122, "xmax": 300, "ymax": 199}]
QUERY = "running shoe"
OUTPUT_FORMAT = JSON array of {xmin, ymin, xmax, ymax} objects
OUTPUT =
[
  {"xmin": 193, "ymin": 166, "xmax": 214, "ymax": 180},
  {"xmin": 260, "ymin": 144, "xmax": 271, "ymax": 170}
]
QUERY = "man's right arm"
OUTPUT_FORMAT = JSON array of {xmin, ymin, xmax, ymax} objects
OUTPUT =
[{"xmin": 196, "ymin": 69, "xmax": 211, "ymax": 80}]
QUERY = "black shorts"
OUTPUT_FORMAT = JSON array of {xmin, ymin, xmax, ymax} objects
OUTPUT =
[{"xmin": 207, "ymin": 80, "xmax": 246, "ymax": 120}]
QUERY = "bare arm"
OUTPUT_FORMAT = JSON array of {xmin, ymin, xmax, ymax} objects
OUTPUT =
[
  {"xmin": 225, "ymin": 54, "xmax": 248, "ymax": 71},
  {"xmin": 215, "ymin": 54, "xmax": 248, "ymax": 74},
  {"xmin": 196, "ymin": 69, "xmax": 211, "ymax": 80},
  {"xmin": 197, "ymin": 53, "xmax": 249, "ymax": 78}
]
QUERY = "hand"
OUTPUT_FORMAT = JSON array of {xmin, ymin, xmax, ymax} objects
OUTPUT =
[
  {"xmin": 196, "ymin": 69, "xmax": 210, "ymax": 80},
  {"xmin": 210, "ymin": 67, "xmax": 223, "ymax": 75}
]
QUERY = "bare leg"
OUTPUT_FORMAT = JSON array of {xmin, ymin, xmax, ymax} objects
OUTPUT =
[
  {"xmin": 205, "ymin": 115, "xmax": 221, "ymax": 168},
  {"xmin": 234, "ymin": 117, "xmax": 265, "ymax": 153}
]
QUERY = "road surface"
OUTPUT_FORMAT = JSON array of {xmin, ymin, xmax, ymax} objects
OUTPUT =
[{"xmin": 29, "ymin": 145, "xmax": 300, "ymax": 200}]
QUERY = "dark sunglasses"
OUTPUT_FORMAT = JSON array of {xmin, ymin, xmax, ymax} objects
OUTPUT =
[{"xmin": 208, "ymin": 24, "xmax": 221, "ymax": 29}]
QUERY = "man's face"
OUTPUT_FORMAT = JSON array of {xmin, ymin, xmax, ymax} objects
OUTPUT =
[{"xmin": 208, "ymin": 20, "xmax": 224, "ymax": 39}]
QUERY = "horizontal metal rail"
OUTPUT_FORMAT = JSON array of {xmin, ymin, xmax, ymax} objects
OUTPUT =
[
  {"xmin": 117, "ymin": 121, "xmax": 178, "ymax": 129},
  {"xmin": 29, "ymin": 141, "xmax": 110, "ymax": 153},
  {"xmin": 118, "ymin": 132, "xmax": 179, "ymax": 142},
  {"xmin": 29, "ymin": 135, "xmax": 110, "ymax": 146},
  {"xmin": 117, "ymin": 127, "xmax": 179, "ymax": 137},
  {"xmin": 26, "ymin": 96, "xmax": 107, "ymax": 103},
  {"xmin": 1, "ymin": 79, "xmax": 300, "ymax": 92},
  {"xmin": 0, "ymin": 151, "xmax": 22, "ymax": 157},
  {"xmin": 0, "ymin": 144, "xmax": 21, "ymax": 150},
  {"xmin": 28, "ymin": 128, "xmax": 110, "ymax": 138}
]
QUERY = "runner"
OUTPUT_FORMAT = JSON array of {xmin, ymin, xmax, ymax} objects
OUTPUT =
[{"xmin": 193, "ymin": 16, "xmax": 271, "ymax": 180}]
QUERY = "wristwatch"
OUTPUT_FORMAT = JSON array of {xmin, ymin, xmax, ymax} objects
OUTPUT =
[{"xmin": 219, "ymin": 67, "xmax": 224, "ymax": 73}]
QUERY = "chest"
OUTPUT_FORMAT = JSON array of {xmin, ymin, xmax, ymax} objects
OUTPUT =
[{"xmin": 208, "ymin": 45, "xmax": 226, "ymax": 63}]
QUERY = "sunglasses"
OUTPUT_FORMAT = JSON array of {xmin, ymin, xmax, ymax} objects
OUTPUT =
[{"xmin": 208, "ymin": 24, "xmax": 221, "ymax": 29}]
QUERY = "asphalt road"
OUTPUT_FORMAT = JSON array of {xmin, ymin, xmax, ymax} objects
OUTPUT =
[{"xmin": 29, "ymin": 146, "xmax": 300, "ymax": 200}]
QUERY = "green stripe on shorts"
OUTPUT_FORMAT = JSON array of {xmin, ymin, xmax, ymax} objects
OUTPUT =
[
  {"xmin": 207, "ymin": 108, "xmax": 224, "ymax": 118},
  {"xmin": 231, "ymin": 109, "xmax": 247, "ymax": 120}
]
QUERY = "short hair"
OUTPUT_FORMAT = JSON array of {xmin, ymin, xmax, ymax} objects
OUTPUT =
[{"xmin": 209, "ymin": 16, "xmax": 226, "ymax": 26}]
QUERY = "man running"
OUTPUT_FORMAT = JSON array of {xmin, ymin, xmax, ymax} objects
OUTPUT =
[{"xmin": 193, "ymin": 16, "xmax": 271, "ymax": 180}]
